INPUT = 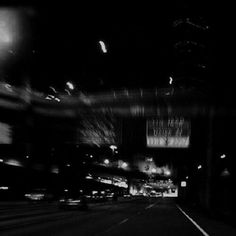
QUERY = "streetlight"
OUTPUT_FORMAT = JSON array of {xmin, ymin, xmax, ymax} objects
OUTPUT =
[
  {"xmin": 109, "ymin": 145, "xmax": 117, "ymax": 151},
  {"xmin": 220, "ymin": 154, "xmax": 226, "ymax": 159},
  {"xmin": 99, "ymin": 40, "xmax": 107, "ymax": 53},
  {"xmin": 165, "ymin": 170, "xmax": 171, "ymax": 176},
  {"xmin": 121, "ymin": 162, "xmax": 128, "ymax": 169},
  {"xmin": 197, "ymin": 165, "xmax": 202, "ymax": 170},
  {"xmin": 104, "ymin": 159, "xmax": 110, "ymax": 165},
  {"xmin": 66, "ymin": 81, "xmax": 74, "ymax": 90},
  {"xmin": 110, "ymin": 145, "xmax": 117, "ymax": 156}
]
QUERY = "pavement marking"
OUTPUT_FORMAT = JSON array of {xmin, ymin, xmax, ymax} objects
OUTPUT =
[
  {"xmin": 101, "ymin": 218, "xmax": 129, "ymax": 234},
  {"xmin": 118, "ymin": 218, "xmax": 129, "ymax": 225},
  {"xmin": 145, "ymin": 203, "xmax": 155, "ymax": 210},
  {"xmin": 176, "ymin": 205, "xmax": 210, "ymax": 236}
]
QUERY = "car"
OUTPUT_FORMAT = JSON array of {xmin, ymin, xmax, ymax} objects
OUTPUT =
[
  {"xmin": 123, "ymin": 194, "xmax": 131, "ymax": 198},
  {"xmin": 149, "ymin": 192, "xmax": 162, "ymax": 197},
  {"xmin": 58, "ymin": 196, "xmax": 88, "ymax": 210},
  {"xmin": 24, "ymin": 188, "xmax": 54, "ymax": 203}
]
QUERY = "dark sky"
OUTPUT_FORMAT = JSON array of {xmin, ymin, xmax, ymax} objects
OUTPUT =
[{"xmin": 1, "ymin": 1, "xmax": 235, "ymax": 94}]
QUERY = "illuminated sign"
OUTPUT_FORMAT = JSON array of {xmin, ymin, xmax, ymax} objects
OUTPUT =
[
  {"xmin": 0, "ymin": 122, "xmax": 12, "ymax": 144},
  {"xmin": 149, "ymin": 180, "xmax": 175, "ymax": 189},
  {"xmin": 97, "ymin": 177, "xmax": 128, "ymax": 188},
  {"xmin": 146, "ymin": 117, "xmax": 190, "ymax": 148}
]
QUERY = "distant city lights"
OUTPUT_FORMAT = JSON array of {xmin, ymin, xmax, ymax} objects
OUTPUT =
[
  {"xmin": 165, "ymin": 170, "xmax": 171, "ymax": 176},
  {"xmin": 121, "ymin": 162, "xmax": 128, "ymax": 169},
  {"xmin": 151, "ymin": 168, "xmax": 157, "ymax": 173},
  {"xmin": 99, "ymin": 40, "xmax": 107, "ymax": 53}
]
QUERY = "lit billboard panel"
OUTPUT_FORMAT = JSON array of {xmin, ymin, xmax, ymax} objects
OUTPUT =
[
  {"xmin": 0, "ymin": 122, "xmax": 12, "ymax": 144},
  {"xmin": 146, "ymin": 117, "xmax": 190, "ymax": 148}
]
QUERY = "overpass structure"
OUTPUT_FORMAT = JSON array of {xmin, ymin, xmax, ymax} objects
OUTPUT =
[
  {"xmin": 1, "ymin": 82, "xmax": 231, "ymax": 118},
  {"xmin": 1, "ymin": 82, "xmax": 236, "ymax": 217}
]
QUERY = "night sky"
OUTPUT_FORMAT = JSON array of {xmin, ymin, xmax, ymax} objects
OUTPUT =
[{"xmin": 2, "ymin": 1, "xmax": 234, "ymax": 95}]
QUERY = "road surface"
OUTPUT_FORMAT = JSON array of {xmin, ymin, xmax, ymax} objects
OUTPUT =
[{"xmin": 0, "ymin": 198, "xmax": 236, "ymax": 236}]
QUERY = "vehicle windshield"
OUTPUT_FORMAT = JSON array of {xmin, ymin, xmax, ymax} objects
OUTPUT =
[{"xmin": 0, "ymin": 1, "xmax": 236, "ymax": 236}]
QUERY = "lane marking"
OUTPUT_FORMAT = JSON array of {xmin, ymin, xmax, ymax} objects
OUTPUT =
[
  {"xmin": 118, "ymin": 218, "xmax": 129, "ymax": 225},
  {"xmin": 145, "ymin": 203, "xmax": 155, "ymax": 210},
  {"xmin": 176, "ymin": 205, "xmax": 210, "ymax": 236},
  {"xmin": 101, "ymin": 218, "xmax": 129, "ymax": 234}
]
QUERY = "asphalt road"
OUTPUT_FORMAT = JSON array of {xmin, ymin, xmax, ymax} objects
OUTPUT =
[{"xmin": 1, "ymin": 198, "xmax": 236, "ymax": 236}]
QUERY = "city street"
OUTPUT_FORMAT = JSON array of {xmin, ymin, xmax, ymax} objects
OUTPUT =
[
  {"xmin": 1, "ymin": 198, "xmax": 236, "ymax": 236},
  {"xmin": 1, "ymin": 2, "xmax": 236, "ymax": 236}
]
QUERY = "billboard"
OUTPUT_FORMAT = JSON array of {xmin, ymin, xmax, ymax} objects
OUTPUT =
[
  {"xmin": 146, "ymin": 117, "xmax": 190, "ymax": 148},
  {"xmin": 0, "ymin": 122, "xmax": 12, "ymax": 144}
]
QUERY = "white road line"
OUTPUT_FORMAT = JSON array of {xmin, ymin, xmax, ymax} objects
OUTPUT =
[
  {"xmin": 102, "ymin": 218, "xmax": 129, "ymax": 234},
  {"xmin": 145, "ymin": 203, "xmax": 155, "ymax": 210},
  {"xmin": 118, "ymin": 218, "xmax": 129, "ymax": 225},
  {"xmin": 176, "ymin": 205, "xmax": 210, "ymax": 236}
]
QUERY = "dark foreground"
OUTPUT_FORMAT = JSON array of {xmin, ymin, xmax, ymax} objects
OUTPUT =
[{"xmin": 0, "ymin": 197, "xmax": 236, "ymax": 236}]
